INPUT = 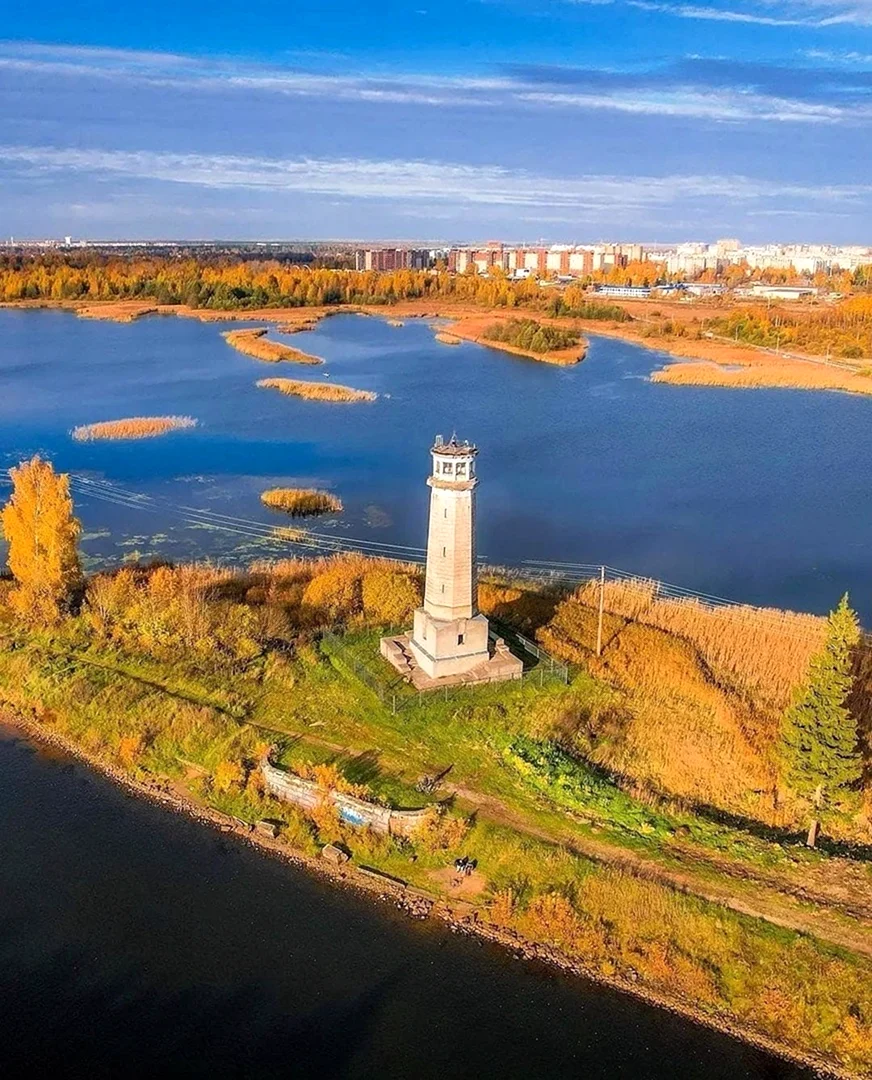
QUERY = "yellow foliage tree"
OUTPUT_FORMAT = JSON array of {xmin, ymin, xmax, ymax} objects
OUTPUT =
[{"xmin": 1, "ymin": 456, "xmax": 82, "ymax": 624}]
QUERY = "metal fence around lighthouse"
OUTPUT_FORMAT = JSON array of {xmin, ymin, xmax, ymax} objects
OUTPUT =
[{"xmin": 320, "ymin": 624, "xmax": 569, "ymax": 716}]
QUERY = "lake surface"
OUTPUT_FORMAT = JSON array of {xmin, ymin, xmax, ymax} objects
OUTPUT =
[
  {"xmin": 0, "ymin": 727, "xmax": 811, "ymax": 1079},
  {"xmin": 1, "ymin": 306, "xmax": 871, "ymax": 619}
]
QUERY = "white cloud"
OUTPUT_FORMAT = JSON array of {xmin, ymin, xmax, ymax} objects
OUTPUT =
[
  {"xmin": 613, "ymin": 1, "xmax": 872, "ymax": 26},
  {"xmin": 519, "ymin": 88, "xmax": 853, "ymax": 122},
  {"xmin": 0, "ymin": 41, "xmax": 866, "ymax": 126},
  {"xmin": 2, "ymin": 144, "xmax": 867, "ymax": 212}
]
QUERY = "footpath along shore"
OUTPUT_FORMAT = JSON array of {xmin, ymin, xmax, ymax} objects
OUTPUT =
[{"xmin": 0, "ymin": 706, "xmax": 851, "ymax": 1080}]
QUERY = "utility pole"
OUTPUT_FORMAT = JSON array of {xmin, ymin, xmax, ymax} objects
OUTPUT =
[{"xmin": 596, "ymin": 565, "xmax": 606, "ymax": 658}]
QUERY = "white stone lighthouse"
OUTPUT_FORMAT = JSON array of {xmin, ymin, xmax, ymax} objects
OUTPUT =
[{"xmin": 380, "ymin": 435, "xmax": 523, "ymax": 689}]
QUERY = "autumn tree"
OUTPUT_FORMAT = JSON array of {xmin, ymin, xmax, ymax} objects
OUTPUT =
[
  {"xmin": 1, "ymin": 456, "xmax": 82, "ymax": 624},
  {"xmin": 779, "ymin": 594, "xmax": 862, "ymax": 836}
]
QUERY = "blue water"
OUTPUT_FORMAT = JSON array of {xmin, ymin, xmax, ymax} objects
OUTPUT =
[{"xmin": 1, "ymin": 307, "xmax": 870, "ymax": 619}]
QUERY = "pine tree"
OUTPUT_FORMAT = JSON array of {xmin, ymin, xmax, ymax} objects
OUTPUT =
[
  {"xmin": 779, "ymin": 594, "xmax": 862, "ymax": 810},
  {"xmin": 1, "ymin": 456, "xmax": 82, "ymax": 625}
]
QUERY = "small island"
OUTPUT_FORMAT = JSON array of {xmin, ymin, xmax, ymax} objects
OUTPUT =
[
  {"xmin": 72, "ymin": 416, "xmax": 198, "ymax": 441},
  {"xmin": 261, "ymin": 488, "xmax": 342, "ymax": 516},
  {"xmin": 222, "ymin": 327, "xmax": 323, "ymax": 365},
  {"xmin": 440, "ymin": 315, "xmax": 586, "ymax": 365},
  {"xmin": 256, "ymin": 377, "xmax": 377, "ymax": 403}
]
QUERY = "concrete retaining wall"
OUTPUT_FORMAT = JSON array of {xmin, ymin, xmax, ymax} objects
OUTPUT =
[{"xmin": 262, "ymin": 758, "xmax": 432, "ymax": 838}]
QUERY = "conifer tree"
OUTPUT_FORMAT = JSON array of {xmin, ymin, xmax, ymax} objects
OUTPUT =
[
  {"xmin": 779, "ymin": 594, "xmax": 862, "ymax": 817},
  {"xmin": 1, "ymin": 456, "xmax": 82, "ymax": 625}
]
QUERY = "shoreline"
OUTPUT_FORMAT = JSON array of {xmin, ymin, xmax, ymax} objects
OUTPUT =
[
  {"xmin": 0, "ymin": 299, "xmax": 588, "ymax": 367},
  {"xmin": 0, "ymin": 707, "xmax": 846, "ymax": 1080},
  {"xmin": 4, "ymin": 296, "xmax": 870, "ymax": 394}
]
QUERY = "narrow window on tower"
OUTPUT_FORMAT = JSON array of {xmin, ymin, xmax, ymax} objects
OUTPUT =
[
  {"xmin": 457, "ymin": 634, "xmax": 464, "ymax": 645},
  {"xmin": 442, "ymin": 546, "xmax": 446, "ymax": 557},
  {"xmin": 441, "ymin": 584, "xmax": 445, "ymax": 593},
  {"xmin": 444, "ymin": 508, "xmax": 448, "ymax": 518}
]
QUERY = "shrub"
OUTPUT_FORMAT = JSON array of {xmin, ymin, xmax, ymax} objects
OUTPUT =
[
  {"xmin": 302, "ymin": 560, "xmax": 366, "ymax": 621},
  {"xmin": 361, "ymin": 569, "xmax": 422, "ymax": 625},
  {"xmin": 213, "ymin": 759, "xmax": 245, "ymax": 792}
]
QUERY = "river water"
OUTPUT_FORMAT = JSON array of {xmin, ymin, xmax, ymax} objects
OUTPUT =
[
  {"xmin": 2, "ymin": 307, "xmax": 871, "ymax": 618},
  {"xmin": 0, "ymin": 728, "xmax": 812, "ymax": 1078}
]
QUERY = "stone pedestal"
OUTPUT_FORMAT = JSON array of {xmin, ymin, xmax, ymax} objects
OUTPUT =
[{"xmin": 409, "ymin": 609, "xmax": 489, "ymax": 680}]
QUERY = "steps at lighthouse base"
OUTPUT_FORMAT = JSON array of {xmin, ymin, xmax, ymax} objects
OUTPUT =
[{"xmin": 380, "ymin": 633, "xmax": 523, "ymax": 692}]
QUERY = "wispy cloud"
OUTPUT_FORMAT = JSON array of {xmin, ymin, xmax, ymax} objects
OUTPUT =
[
  {"xmin": 518, "ymin": 88, "xmax": 852, "ymax": 122},
  {"xmin": 2, "ymin": 144, "xmax": 867, "ymax": 212},
  {"xmin": 1, "ymin": 41, "xmax": 868, "ymax": 126},
  {"xmin": 587, "ymin": 0, "xmax": 872, "ymax": 27}
]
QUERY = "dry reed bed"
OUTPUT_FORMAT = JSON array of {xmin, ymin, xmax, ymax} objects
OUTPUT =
[
  {"xmin": 574, "ymin": 576, "xmax": 827, "ymax": 710},
  {"xmin": 537, "ymin": 577, "xmax": 830, "ymax": 817},
  {"xmin": 652, "ymin": 360, "xmax": 872, "ymax": 396},
  {"xmin": 256, "ymin": 378, "xmax": 377, "ymax": 403},
  {"xmin": 261, "ymin": 488, "xmax": 342, "ymax": 517},
  {"xmin": 72, "ymin": 416, "xmax": 197, "ymax": 441},
  {"xmin": 222, "ymin": 328, "xmax": 323, "ymax": 365}
]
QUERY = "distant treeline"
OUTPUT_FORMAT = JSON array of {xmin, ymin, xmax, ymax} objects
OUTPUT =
[
  {"xmin": 708, "ymin": 298, "xmax": 872, "ymax": 360},
  {"xmin": 0, "ymin": 254, "xmax": 629, "ymax": 320}
]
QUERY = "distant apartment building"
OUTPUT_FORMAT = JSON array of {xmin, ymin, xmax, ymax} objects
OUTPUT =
[
  {"xmin": 448, "ymin": 244, "xmax": 598, "ymax": 280},
  {"xmin": 354, "ymin": 248, "xmax": 431, "ymax": 271}
]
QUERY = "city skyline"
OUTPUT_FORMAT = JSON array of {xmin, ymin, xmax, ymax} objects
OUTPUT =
[{"xmin": 3, "ymin": 1, "xmax": 872, "ymax": 241}]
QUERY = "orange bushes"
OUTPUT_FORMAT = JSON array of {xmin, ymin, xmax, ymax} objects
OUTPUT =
[
  {"xmin": 414, "ymin": 807, "xmax": 470, "ymax": 853},
  {"xmin": 72, "ymin": 416, "xmax": 197, "ymax": 441},
  {"xmin": 361, "ymin": 568, "xmax": 422, "ymax": 625},
  {"xmin": 250, "ymin": 553, "xmax": 420, "ymax": 628},
  {"xmin": 84, "ymin": 564, "xmax": 266, "ymax": 662}
]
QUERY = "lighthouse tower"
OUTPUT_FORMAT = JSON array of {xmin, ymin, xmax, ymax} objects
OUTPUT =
[
  {"xmin": 409, "ymin": 435, "xmax": 490, "ymax": 679},
  {"xmin": 380, "ymin": 436, "xmax": 523, "ymax": 688}
]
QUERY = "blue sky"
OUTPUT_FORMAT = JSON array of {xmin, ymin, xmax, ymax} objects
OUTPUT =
[{"xmin": 2, "ymin": 0, "xmax": 872, "ymax": 242}]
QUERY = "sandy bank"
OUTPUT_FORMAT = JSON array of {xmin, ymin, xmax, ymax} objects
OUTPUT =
[{"xmin": 0, "ymin": 708, "xmax": 848, "ymax": 1080}]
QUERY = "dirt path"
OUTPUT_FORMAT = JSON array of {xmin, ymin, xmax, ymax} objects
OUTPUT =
[
  {"xmin": 447, "ymin": 783, "xmax": 872, "ymax": 959},
  {"xmin": 42, "ymin": 637, "xmax": 872, "ymax": 960}
]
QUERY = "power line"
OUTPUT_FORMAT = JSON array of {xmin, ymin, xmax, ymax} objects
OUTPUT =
[{"xmin": 0, "ymin": 471, "xmax": 829, "ymax": 634}]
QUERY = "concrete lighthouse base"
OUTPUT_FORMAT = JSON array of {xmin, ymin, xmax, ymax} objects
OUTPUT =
[{"xmin": 380, "ymin": 620, "xmax": 524, "ymax": 692}]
